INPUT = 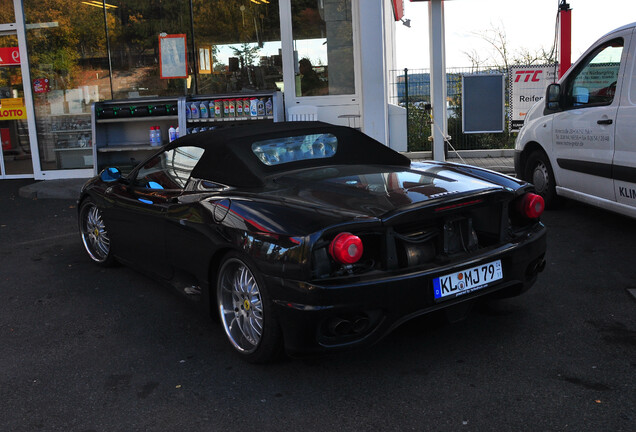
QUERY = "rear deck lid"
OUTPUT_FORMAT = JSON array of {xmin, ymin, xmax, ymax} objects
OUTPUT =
[{"xmin": 269, "ymin": 163, "xmax": 506, "ymax": 219}]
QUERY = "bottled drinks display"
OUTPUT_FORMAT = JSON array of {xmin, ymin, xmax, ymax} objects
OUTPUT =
[{"xmin": 186, "ymin": 96, "xmax": 274, "ymax": 134}]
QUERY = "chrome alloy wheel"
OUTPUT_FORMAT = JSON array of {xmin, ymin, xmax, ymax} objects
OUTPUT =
[
  {"xmin": 80, "ymin": 202, "xmax": 111, "ymax": 263},
  {"xmin": 217, "ymin": 258, "xmax": 264, "ymax": 354}
]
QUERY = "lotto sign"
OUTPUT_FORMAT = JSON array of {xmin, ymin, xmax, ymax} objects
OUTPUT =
[
  {"xmin": 0, "ymin": 98, "xmax": 27, "ymax": 120},
  {"xmin": 0, "ymin": 47, "xmax": 20, "ymax": 66},
  {"xmin": 509, "ymin": 65, "xmax": 557, "ymax": 131}
]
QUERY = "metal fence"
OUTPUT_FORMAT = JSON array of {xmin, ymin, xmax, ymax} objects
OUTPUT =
[{"xmin": 389, "ymin": 66, "xmax": 516, "ymax": 152}]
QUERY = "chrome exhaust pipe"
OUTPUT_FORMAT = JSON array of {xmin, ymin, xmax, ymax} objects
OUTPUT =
[
  {"xmin": 352, "ymin": 317, "xmax": 369, "ymax": 333},
  {"xmin": 329, "ymin": 318, "xmax": 352, "ymax": 336}
]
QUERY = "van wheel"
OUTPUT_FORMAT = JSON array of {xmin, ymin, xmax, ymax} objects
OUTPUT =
[{"xmin": 525, "ymin": 151, "xmax": 560, "ymax": 209}]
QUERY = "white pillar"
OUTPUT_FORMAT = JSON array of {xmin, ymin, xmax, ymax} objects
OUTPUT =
[
  {"xmin": 359, "ymin": 0, "xmax": 389, "ymax": 145},
  {"xmin": 14, "ymin": 0, "xmax": 43, "ymax": 178},
  {"xmin": 428, "ymin": 0, "xmax": 448, "ymax": 161}
]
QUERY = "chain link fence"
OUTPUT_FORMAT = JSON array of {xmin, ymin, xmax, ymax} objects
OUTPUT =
[{"xmin": 389, "ymin": 67, "xmax": 517, "ymax": 152}]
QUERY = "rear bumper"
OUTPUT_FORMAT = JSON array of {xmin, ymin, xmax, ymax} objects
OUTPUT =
[{"xmin": 266, "ymin": 225, "xmax": 547, "ymax": 355}]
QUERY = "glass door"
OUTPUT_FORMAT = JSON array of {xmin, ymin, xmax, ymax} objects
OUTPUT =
[
  {"xmin": 0, "ymin": 30, "xmax": 33, "ymax": 177},
  {"xmin": 290, "ymin": 0, "xmax": 356, "ymax": 97},
  {"xmin": 279, "ymin": 0, "xmax": 361, "ymax": 127}
]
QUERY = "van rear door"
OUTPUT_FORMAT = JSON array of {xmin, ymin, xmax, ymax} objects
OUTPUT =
[
  {"xmin": 613, "ymin": 27, "xmax": 636, "ymax": 209},
  {"xmin": 552, "ymin": 33, "xmax": 629, "ymax": 203}
]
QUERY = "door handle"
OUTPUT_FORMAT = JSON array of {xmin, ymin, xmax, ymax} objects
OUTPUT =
[{"xmin": 597, "ymin": 119, "xmax": 613, "ymax": 125}]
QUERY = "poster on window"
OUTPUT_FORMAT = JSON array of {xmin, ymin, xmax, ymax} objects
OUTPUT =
[
  {"xmin": 509, "ymin": 65, "xmax": 557, "ymax": 131},
  {"xmin": 159, "ymin": 34, "xmax": 188, "ymax": 79},
  {"xmin": 0, "ymin": 47, "xmax": 20, "ymax": 66},
  {"xmin": 0, "ymin": 98, "xmax": 27, "ymax": 120}
]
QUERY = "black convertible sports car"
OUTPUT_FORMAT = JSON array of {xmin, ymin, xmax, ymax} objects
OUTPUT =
[{"xmin": 79, "ymin": 121, "xmax": 546, "ymax": 362}]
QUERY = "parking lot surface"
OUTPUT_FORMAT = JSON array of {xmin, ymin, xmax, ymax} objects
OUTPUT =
[{"xmin": 1, "ymin": 179, "xmax": 634, "ymax": 431}]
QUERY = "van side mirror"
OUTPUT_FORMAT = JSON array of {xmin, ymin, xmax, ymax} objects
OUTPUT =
[
  {"xmin": 545, "ymin": 84, "xmax": 561, "ymax": 111},
  {"xmin": 100, "ymin": 167, "xmax": 122, "ymax": 182}
]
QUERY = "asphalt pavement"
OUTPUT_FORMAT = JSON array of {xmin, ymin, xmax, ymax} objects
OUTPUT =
[{"xmin": 1, "ymin": 178, "xmax": 634, "ymax": 431}]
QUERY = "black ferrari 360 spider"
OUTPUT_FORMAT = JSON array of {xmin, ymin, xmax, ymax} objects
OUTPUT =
[{"xmin": 79, "ymin": 121, "xmax": 546, "ymax": 362}]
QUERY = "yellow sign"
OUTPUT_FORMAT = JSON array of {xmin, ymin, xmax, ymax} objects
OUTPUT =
[{"xmin": 0, "ymin": 98, "xmax": 27, "ymax": 120}]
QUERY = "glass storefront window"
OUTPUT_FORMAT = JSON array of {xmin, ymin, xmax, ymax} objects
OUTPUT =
[
  {"xmin": 107, "ymin": 0, "xmax": 194, "ymax": 99},
  {"xmin": 24, "ymin": 0, "xmax": 111, "ymax": 171},
  {"xmin": 0, "ymin": 0, "xmax": 14, "ymax": 24},
  {"xmin": 0, "ymin": 33, "xmax": 33, "ymax": 176},
  {"xmin": 192, "ymin": 0, "xmax": 282, "ymax": 95},
  {"xmin": 291, "ymin": 0, "xmax": 355, "ymax": 97}
]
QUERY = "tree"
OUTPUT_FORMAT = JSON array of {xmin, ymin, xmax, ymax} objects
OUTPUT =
[
  {"xmin": 464, "ymin": 23, "xmax": 556, "ymax": 69},
  {"xmin": 231, "ymin": 43, "xmax": 261, "ymax": 68}
]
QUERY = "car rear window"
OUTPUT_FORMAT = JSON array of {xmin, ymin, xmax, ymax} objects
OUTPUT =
[{"xmin": 251, "ymin": 133, "xmax": 338, "ymax": 166}]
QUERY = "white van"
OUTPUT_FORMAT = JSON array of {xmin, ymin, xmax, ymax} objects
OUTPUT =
[{"xmin": 514, "ymin": 22, "xmax": 636, "ymax": 218}]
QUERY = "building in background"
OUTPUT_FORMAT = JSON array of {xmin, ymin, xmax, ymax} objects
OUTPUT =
[{"xmin": 0, "ymin": 0, "xmax": 403, "ymax": 181}]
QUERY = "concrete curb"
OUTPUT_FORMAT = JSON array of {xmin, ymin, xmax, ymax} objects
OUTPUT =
[{"xmin": 19, "ymin": 179, "xmax": 85, "ymax": 200}]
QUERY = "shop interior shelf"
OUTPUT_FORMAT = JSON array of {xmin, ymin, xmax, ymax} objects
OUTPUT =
[
  {"xmin": 51, "ymin": 112, "xmax": 91, "ymax": 117},
  {"xmin": 97, "ymin": 115, "xmax": 178, "ymax": 124},
  {"xmin": 187, "ymin": 116, "xmax": 273, "ymax": 123},
  {"xmin": 49, "ymin": 129, "xmax": 92, "ymax": 134},
  {"xmin": 53, "ymin": 147, "xmax": 93, "ymax": 152},
  {"xmin": 98, "ymin": 144, "xmax": 162, "ymax": 152}
]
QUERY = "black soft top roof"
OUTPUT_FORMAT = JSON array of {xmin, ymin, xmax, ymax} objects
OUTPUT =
[{"xmin": 170, "ymin": 121, "xmax": 410, "ymax": 187}]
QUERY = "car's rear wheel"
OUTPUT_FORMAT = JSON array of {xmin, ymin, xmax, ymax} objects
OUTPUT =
[
  {"xmin": 525, "ymin": 150, "xmax": 560, "ymax": 208},
  {"xmin": 79, "ymin": 198, "xmax": 115, "ymax": 266},
  {"xmin": 216, "ymin": 252, "xmax": 283, "ymax": 363}
]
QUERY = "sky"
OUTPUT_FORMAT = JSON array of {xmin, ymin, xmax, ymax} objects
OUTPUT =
[{"xmin": 395, "ymin": 0, "xmax": 636, "ymax": 70}]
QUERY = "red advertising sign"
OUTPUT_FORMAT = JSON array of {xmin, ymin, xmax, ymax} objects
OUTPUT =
[
  {"xmin": 0, "ymin": 47, "xmax": 20, "ymax": 66},
  {"xmin": 1, "ymin": 128, "xmax": 11, "ymax": 151},
  {"xmin": 33, "ymin": 78, "xmax": 51, "ymax": 94}
]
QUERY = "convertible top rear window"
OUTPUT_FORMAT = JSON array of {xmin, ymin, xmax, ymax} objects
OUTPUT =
[{"xmin": 252, "ymin": 133, "xmax": 337, "ymax": 166}]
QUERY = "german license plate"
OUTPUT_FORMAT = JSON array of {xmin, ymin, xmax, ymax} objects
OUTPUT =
[{"xmin": 433, "ymin": 260, "xmax": 503, "ymax": 302}]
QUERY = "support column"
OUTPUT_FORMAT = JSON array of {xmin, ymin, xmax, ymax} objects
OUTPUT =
[
  {"xmin": 428, "ymin": 0, "xmax": 447, "ymax": 161},
  {"xmin": 558, "ymin": 1, "xmax": 572, "ymax": 79},
  {"xmin": 14, "ymin": 0, "xmax": 42, "ymax": 178},
  {"xmin": 360, "ymin": 0, "xmax": 390, "ymax": 144}
]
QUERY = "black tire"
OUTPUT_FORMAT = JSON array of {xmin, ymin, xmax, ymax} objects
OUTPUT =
[
  {"xmin": 216, "ymin": 251, "xmax": 283, "ymax": 363},
  {"xmin": 78, "ymin": 198, "xmax": 116, "ymax": 267},
  {"xmin": 524, "ymin": 150, "xmax": 560, "ymax": 209}
]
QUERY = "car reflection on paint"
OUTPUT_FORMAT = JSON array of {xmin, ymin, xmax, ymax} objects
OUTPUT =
[{"xmin": 78, "ymin": 122, "xmax": 547, "ymax": 363}]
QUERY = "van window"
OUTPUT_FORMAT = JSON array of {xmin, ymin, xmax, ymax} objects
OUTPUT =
[
  {"xmin": 566, "ymin": 38, "xmax": 623, "ymax": 108},
  {"xmin": 630, "ymin": 44, "xmax": 636, "ymax": 105}
]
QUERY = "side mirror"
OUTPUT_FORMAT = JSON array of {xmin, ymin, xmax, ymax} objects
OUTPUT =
[
  {"xmin": 545, "ymin": 83, "xmax": 561, "ymax": 111},
  {"xmin": 100, "ymin": 167, "xmax": 122, "ymax": 182}
]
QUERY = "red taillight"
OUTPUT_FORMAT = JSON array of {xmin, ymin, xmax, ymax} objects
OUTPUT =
[
  {"xmin": 518, "ymin": 193, "xmax": 545, "ymax": 218},
  {"xmin": 329, "ymin": 233, "xmax": 364, "ymax": 264}
]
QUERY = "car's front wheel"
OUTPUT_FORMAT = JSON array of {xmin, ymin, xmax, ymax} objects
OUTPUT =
[
  {"xmin": 79, "ymin": 198, "xmax": 115, "ymax": 266},
  {"xmin": 525, "ymin": 150, "xmax": 560, "ymax": 208},
  {"xmin": 216, "ymin": 252, "xmax": 283, "ymax": 363}
]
